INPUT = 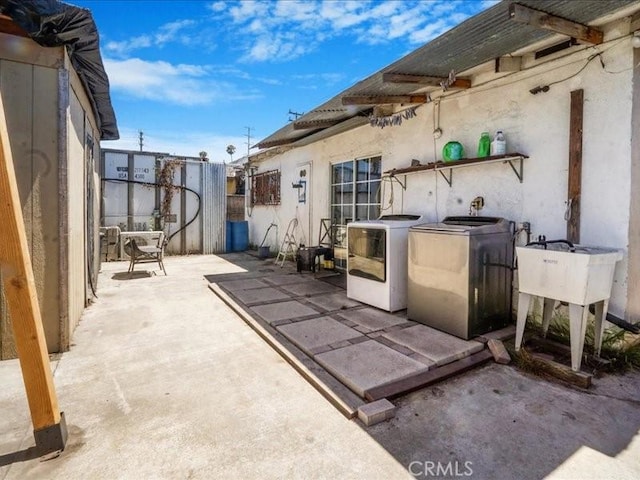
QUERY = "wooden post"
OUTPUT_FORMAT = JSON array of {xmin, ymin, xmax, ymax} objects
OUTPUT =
[
  {"xmin": 0, "ymin": 92, "xmax": 66, "ymax": 452},
  {"xmin": 567, "ymin": 89, "xmax": 584, "ymax": 244}
]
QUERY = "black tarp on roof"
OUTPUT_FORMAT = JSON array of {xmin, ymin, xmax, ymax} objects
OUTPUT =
[{"xmin": 0, "ymin": 0, "xmax": 119, "ymax": 140}]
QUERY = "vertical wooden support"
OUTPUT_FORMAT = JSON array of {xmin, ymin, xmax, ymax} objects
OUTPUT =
[
  {"xmin": 0, "ymin": 92, "xmax": 66, "ymax": 452},
  {"xmin": 567, "ymin": 89, "xmax": 584, "ymax": 243},
  {"xmin": 628, "ymin": 45, "xmax": 640, "ymax": 324}
]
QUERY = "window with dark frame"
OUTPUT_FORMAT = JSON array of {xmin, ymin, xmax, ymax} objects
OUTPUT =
[
  {"xmin": 330, "ymin": 156, "xmax": 382, "ymax": 269},
  {"xmin": 251, "ymin": 169, "xmax": 281, "ymax": 206}
]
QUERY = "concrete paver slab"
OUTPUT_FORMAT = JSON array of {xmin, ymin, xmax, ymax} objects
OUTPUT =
[
  {"xmin": 231, "ymin": 287, "xmax": 291, "ymax": 306},
  {"xmin": 306, "ymin": 292, "xmax": 362, "ymax": 312},
  {"xmin": 251, "ymin": 300, "xmax": 320, "ymax": 323},
  {"xmin": 383, "ymin": 324, "xmax": 484, "ymax": 366},
  {"xmin": 315, "ymin": 340, "xmax": 430, "ymax": 397},
  {"xmin": 219, "ymin": 278, "xmax": 270, "ymax": 291},
  {"xmin": 263, "ymin": 273, "xmax": 310, "ymax": 286},
  {"xmin": 277, "ymin": 317, "xmax": 362, "ymax": 356},
  {"xmin": 280, "ymin": 280, "xmax": 341, "ymax": 297},
  {"xmin": 336, "ymin": 308, "xmax": 406, "ymax": 332}
]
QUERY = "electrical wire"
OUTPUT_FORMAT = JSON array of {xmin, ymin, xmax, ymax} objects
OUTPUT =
[
  {"xmin": 604, "ymin": 59, "xmax": 640, "ymax": 74},
  {"xmin": 102, "ymin": 178, "xmax": 202, "ymax": 246},
  {"xmin": 434, "ymin": 36, "xmax": 627, "ymax": 104},
  {"xmin": 545, "ymin": 52, "xmax": 603, "ymax": 88}
]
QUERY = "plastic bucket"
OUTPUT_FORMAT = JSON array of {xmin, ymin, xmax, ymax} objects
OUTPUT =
[{"xmin": 258, "ymin": 245, "xmax": 270, "ymax": 258}]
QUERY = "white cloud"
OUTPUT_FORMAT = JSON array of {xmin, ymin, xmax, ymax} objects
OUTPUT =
[
  {"xmin": 155, "ymin": 19, "xmax": 196, "ymax": 45},
  {"xmin": 210, "ymin": 0, "xmax": 491, "ymax": 62},
  {"xmin": 243, "ymin": 33, "xmax": 311, "ymax": 62},
  {"xmin": 106, "ymin": 35, "xmax": 152, "ymax": 56},
  {"xmin": 228, "ymin": 0, "xmax": 270, "ymax": 23},
  {"xmin": 208, "ymin": 1, "xmax": 227, "ymax": 13},
  {"xmin": 105, "ymin": 19, "xmax": 197, "ymax": 56},
  {"xmin": 107, "ymin": 127, "xmax": 248, "ymax": 161},
  {"xmin": 291, "ymin": 72, "xmax": 345, "ymax": 86},
  {"xmin": 274, "ymin": 1, "xmax": 317, "ymax": 21},
  {"xmin": 104, "ymin": 57, "xmax": 261, "ymax": 106}
]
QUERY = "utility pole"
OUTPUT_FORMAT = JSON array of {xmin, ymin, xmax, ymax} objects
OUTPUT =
[
  {"xmin": 244, "ymin": 126, "xmax": 253, "ymax": 158},
  {"xmin": 138, "ymin": 130, "xmax": 144, "ymax": 152}
]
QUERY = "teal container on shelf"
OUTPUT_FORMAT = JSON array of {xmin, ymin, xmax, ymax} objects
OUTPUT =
[
  {"xmin": 442, "ymin": 141, "xmax": 464, "ymax": 162},
  {"xmin": 477, "ymin": 132, "xmax": 491, "ymax": 157}
]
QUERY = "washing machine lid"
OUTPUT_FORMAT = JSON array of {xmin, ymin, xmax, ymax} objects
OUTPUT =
[
  {"xmin": 348, "ymin": 214, "xmax": 424, "ymax": 229},
  {"xmin": 410, "ymin": 216, "xmax": 511, "ymax": 234}
]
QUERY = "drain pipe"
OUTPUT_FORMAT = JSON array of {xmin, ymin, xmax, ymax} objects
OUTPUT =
[{"xmin": 587, "ymin": 305, "xmax": 640, "ymax": 334}]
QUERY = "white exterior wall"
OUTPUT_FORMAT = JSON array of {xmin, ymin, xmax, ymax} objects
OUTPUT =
[{"xmin": 249, "ymin": 34, "xmax": 634, "ymax": 318}]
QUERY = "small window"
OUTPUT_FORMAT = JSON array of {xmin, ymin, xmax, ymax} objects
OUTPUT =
[{"xmin": 251, "ymin": 169, "xmax": 281, "ymax": 206}]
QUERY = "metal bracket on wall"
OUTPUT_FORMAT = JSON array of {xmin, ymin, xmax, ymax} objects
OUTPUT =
[
  {"xmin": 435, "ymin": 154, "xmax": 527, "ymax": 187},
  {"xmin": 506, "ymin": 157, "xmax": 524, "ymax": 183},
  {"xmin": 438, "ymin": 168, "xmax": 453, "ymax": 187},
  {"xmin": 388, "ymin": 174, "xmax": 407, "ymax": 190}
]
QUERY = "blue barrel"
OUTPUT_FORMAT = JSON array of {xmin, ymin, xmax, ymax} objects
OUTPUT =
[
  {"xmin": 225, "ymin": 220, "xmax": 233, "ymax": 253},
  {"xmin": 231, "ymin": 221, "xmax": 249, "ymax": 252}
]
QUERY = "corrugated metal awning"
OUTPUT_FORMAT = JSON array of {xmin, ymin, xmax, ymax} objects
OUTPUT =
[{"xmin": 256, "ymin": 0, "xmax": 638, "ymax": 150}]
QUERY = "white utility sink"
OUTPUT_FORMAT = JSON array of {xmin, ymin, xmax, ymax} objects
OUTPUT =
[
  {"xmin": 515, "ymin": 243, "xmax": 623, "ymax": 371},
  {"xmin": 516, "ymin": 244, "xmax": 623, "ymax": 305}
]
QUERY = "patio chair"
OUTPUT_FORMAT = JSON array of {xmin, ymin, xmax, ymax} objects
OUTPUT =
[{"xmin": 126, "ymin": 233, "xmax": 167, "ymax": 275}]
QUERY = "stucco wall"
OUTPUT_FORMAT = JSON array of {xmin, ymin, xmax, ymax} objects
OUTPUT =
[{"xmin": 248, "ymin": 36, "xmax": 634, "ymax": 319}]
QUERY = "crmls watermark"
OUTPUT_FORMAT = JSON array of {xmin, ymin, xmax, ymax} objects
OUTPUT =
[{"xmin": 408, "ymin": 460, "xmax": 474, "ymax": 478}]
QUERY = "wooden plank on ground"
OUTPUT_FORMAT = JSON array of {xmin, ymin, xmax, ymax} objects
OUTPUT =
[
  {"xmin": 527, "ymin": 351, "xmax": 592, "ymax": 388},
  {"xmin": 364, "ymin": 349, "xmax": 494, "ymax": 402},
  {"xmin": 0, "ymin": 90, "xmax": 63, "ymax": 433},
  {"xmin": 527, "ymin": 336, "xmax": 610, "ymax": 368}
]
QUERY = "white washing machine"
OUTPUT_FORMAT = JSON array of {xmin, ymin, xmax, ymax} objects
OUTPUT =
[{"xmin": 347, "ymin": 214, "xmax": 425, "ymax": 312}]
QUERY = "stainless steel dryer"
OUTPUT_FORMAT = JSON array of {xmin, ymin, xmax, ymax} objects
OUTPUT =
[{"xmin": 407, "ymin": 216, "xmax": 513, "ymax": 339}]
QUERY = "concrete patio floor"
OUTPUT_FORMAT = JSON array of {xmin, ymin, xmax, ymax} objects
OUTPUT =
[{"xmin": 1, "ymin": 253, "xmax": 639, "ymax": 479}]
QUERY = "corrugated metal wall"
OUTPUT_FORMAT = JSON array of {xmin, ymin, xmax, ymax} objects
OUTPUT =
[
  {"xmin": 101, "ymin": 150, "xmax": 226, "ymax": 255},
  {"xmin": 203, "ymin": 162, "xmax": 227, "ymax": 254}
]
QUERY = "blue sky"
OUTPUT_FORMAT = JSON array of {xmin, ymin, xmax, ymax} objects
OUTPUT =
[{"xmin": 72, "ymin": 0, "xmax": 495, "ymax": 161}]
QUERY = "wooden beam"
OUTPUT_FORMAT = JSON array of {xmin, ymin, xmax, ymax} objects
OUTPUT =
[
  {"xmin": 256, "ymin": 138, "xmax": 296, "ymax": 148},
  {"xmin": 342, "ymin": 94, "xmax": 428, "ymax": 105},
  {"xmin": 495, "ymin": 56, "xmax": 522, "ymax": 73},
  {"xmin": 0, "ymin": 91, "xmax": 66, "ymax": 451},
  {"xmin": 382, "ymin": 73, "xmax": 471, "ymax": 89},
  {"xmin": 0, "ymin": 15, "xmax": 30, "ymax": 38},
  {"xmin": 567, "ymin": 89, "xmax": 583, "ymax": 243},
  {"xmin": 509, "ymin": 3, "xmax": 603, "ymax": 45},
  {"xmin": 292, "ymin": 119, "xmax": 342, "ymax": 130},
  {"xmin": 631, "ymin": 10, "xmax": 640, "ymax": 33}
]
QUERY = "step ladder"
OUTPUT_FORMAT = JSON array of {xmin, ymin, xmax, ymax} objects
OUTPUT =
[{"xmin": 276, "ymin": 218, "xmax": 298, "ymax": 267}]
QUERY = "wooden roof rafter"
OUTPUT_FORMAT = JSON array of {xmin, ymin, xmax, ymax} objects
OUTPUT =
[
  {"xmin": 382, "ymin": 73, "xmax": 471, "ymax": 89},
  {"xmin": 292, "ymin": 118, "xmax": 344, "ymax": 130},
  {"xmin": 255, "ymin": 137, "xmax": 297, "ymax": 148},
  {"xmin": 0, "ymin": 14, "xmax": 29, "ymax": 38},
  {"xmin": 509, "ymin": 3, "xmax": 603, "ymax": 45},
  {"xmin": 342, "ymin": 94, "xmax": 429, "ymax": 106}
]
